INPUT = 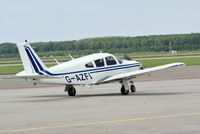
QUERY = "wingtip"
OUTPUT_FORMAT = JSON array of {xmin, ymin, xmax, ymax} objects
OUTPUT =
[{"xmin": 179, "ymin": 62, "xmax": 186, "ymax": 66}]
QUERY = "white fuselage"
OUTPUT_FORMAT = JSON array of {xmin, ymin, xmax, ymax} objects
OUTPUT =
[{"xmin": 33, "ymin": 53, "xmax": 141, "ymax": 85}]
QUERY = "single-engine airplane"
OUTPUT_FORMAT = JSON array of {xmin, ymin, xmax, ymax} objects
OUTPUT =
[{"xmin": 16, "ymin": 41, "xmax": 185, "ymax": 96}]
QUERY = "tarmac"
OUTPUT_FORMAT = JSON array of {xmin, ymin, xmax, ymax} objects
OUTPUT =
[{"xmin": 0, "ymin": 66, "xmax": 200, "ymax": 134}]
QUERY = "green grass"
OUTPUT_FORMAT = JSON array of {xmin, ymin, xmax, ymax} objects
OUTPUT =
[
  {"xmin": 0, "ymin": 66, "xmax": 23, "ymax": 75},
  {"xmin": 139, "ymin": 57, "xmax": 200, "ymax": 68},
  {"xmin": 0, "ymin": 64, "xmax": 55, "ymax": 75},
  {"xmin": 1, "ymin": 51, "xmax": 200, "ymax": 64},
  {"xmin": 115, "ymin": 51, "xmax": 200, "ymax": 58},
  {"xmin": 0, "ymin": 57, "xmax": 199, "ymax": 75}
]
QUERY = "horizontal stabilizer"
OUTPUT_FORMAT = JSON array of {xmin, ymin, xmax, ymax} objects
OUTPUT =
[{"xmin": 16, "ymin": 71, "xmax": 61, "ymax": 79}]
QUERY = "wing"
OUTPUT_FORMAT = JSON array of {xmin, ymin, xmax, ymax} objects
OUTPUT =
[{"xmin": 102, "ymin": 62, "xmax": 185, "ymax": 82}]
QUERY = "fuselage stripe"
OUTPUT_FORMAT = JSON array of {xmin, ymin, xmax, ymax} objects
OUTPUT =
[
  {"xmin": 90, "ymin": 65, "xmax": 140, "ymax": 74},
  {"xmin": 25, "ymin": 46, "xmax": 141, "ymax": 76}
]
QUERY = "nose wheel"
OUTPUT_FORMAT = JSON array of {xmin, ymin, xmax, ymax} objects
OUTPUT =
[{"xmin": 130, "ymin": 85, "xmax": 136, "ymax": 92}]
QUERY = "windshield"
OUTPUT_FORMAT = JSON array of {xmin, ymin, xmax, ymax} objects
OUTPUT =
[{"xmin": 117, "ymin": 58, "xmax": 123, "ymax": 64}]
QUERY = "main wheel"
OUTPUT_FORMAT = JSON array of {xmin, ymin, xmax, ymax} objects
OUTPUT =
[
  {"xmin": 131, "ymin": 85, "xmax": 136, "ymax": 92},
  {"xmin": 68, "ymin": 86, "xmax": 76, "ymax": 96},
  {"xmin": 121, "ymin": 85, "xmax": 129, "ymax": 95}
]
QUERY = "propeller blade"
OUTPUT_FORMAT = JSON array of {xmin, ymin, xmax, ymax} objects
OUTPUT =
[{"xmin": 124, "ymin": 53, "xmax": 132, "ymax": 60}]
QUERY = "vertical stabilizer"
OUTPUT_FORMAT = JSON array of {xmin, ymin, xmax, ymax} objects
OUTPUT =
[{"xmin": 17, "ymin": 41, "xmax": 46, "ymax": 75}]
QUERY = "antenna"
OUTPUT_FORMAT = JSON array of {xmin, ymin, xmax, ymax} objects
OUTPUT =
[
  {"xmin": 64, "ymin": 51, "xmax": 74, "ymax": 60},
  {"xmin": 50, "ymin": 55, "xmax": 60, "ymax": 64},
  {"xmin": 68, "ymin": 53, "xmax": 74, "ymax": 60}
]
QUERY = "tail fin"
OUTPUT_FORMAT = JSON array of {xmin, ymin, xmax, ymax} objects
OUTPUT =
[{"xmin": 17, "ymin": 41, "xmax": 47, "ymax": 75}]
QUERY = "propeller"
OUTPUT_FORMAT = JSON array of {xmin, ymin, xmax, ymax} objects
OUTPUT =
[
  {"xmin": 124, "ymin": 53, "xmax": 132, "ymax": 60},
  {"xmin": 123, "ymin": 53, "xmax": 143, "ymax": 69}
]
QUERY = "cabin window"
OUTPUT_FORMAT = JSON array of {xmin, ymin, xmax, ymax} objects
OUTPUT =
[
  {"xmin": 105, "ymin": 56, "xmax": 117, "ymax": 65},
  {"xmin": 85, "ymin": 62, "xmax": 94, "ymax": 68},
  {"xmin": 95, "ymin": 58, "xmax": 105, "ymax": 67}
]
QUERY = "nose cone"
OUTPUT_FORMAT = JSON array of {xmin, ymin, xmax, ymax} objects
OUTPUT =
[
  {"xmin": 140, "ymin": 64, "xmax": 143, "ymax": 69},
  {"xmin": 129, "ymin": 60, "xmax": 142, "ymax": 69},
  {"xmin": 136, "ymin": 61, "xmax": 143, "ymax": 69}
]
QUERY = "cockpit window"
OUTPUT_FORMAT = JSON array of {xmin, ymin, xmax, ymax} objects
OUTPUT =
[
  {"xmin": 85, "ymin": 62, "xmax": 94, "ymax": 68},
  {"xmin": 105, "ymin": 56, "xmax": 117, "ymax": 65},
  {"xmin": 117, "ymin": 58, "xmax": 123, "ymax": 64},
  {"xmin": 95, "ymin": 58, "xmax": 105, "ymax": 67}
]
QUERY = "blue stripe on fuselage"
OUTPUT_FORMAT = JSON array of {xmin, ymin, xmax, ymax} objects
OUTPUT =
[
  {"xmin": 25, "ymin": 46, "xmax": 141, "ymax": 76},
  {"xmin": 90, "ymin": 64, "xmax": 139, "ymax": 74}
]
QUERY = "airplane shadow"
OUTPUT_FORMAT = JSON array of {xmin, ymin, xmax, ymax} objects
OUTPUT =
[
  {"xmin": 75, "ymin": 92, "xmax": 188, "ymax": 97},
  {"xmin": 7, "ymin": 91, "xmax": 192, "ymax": 103}
]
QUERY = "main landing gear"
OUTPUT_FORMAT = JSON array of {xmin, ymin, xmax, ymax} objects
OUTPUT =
[
  {"xmin": 121, "ymin": 85, "xmax": 129, "ymax": 95},
  {"xmin": 120, "ymin": 80, "xmax": 136, "ymax": 95},
  {"xmin": 64, "ymin": 80, "xmax": 136, "ymax": 96},
  {"xmin": 65, "ymin": 85, "xmax": 76, "ymax": 96}
]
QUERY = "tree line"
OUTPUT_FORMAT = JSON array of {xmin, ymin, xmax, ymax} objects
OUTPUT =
[{"xmin": 0, "ymin": 33, "xmax": 200, "ymax": 58}]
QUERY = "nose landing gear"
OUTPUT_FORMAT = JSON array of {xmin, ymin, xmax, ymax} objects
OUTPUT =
[{"xmin": 130, "ymin": 85, "xmax": 136, "ymax": 92}]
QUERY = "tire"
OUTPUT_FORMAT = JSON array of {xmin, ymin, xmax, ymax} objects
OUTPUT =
[
  {"xmin": 131, "ymin": 85, "xmax": 136, "ymax": 92},
  {"xmin": 68, "ymin": 87, "xmax": 76, "ymax": 96},
  {"xmin": 121, "ymin": 85, "xmax": 129, "ymax": 95}
]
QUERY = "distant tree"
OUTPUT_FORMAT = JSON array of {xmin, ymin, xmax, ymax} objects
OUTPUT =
[{"xmin": 0, "ymin": 33, "xmax": 200, "ymax": 58}]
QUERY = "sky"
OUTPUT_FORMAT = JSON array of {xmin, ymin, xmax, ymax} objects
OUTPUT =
[{"xmin": 0, "ymin": 0, "xmax": 200, "ymax": 43}]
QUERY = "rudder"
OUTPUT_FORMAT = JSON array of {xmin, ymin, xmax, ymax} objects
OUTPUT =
[{"xmin": 17, "ymin": 41, "xmax": 47, "ymax": 75}]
